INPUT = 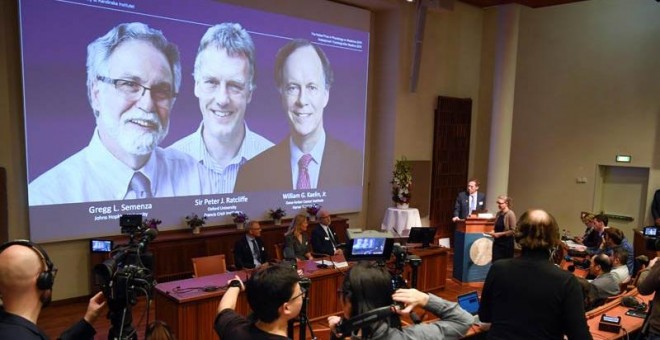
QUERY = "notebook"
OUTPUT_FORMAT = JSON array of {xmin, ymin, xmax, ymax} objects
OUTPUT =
[{"xmin": 457, "ymin": 291, "xmax": 480, "ymax": 315}]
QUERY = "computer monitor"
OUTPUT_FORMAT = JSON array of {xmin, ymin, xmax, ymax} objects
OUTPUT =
[
  {"xmin": 344, "ymin": 229, "xmax": 394, "ymax": 262},
  {"xmin": 644, "ymin": 226, "xmax": 658, "ymax": 238},
  {"xmin": 407, "ymin": 227, "xmax": 437, "ymax": 248}
]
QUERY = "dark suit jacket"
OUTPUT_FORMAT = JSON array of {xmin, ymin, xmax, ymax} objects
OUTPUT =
[
  {"xmin": 311, "ymin": 224, "xmax": 338, "ymax": 256},
  {"xmin": 233, "ymin": 236, "xmax": 268, "ymax": 270},
  {"xmin": 479, "ymin": 249, "xmax": 591, "ymax": 339},
  {"xmin": 453, "ymin": 191, "xmax": 486, "ymax": 219},
  {"xmin": 234, "ymin": 134, "xmax": 362, "ymax": 192}
]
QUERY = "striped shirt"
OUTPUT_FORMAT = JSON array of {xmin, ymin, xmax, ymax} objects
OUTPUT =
[{"xmin": 168, "ymin": 123, "xmax": 273, "ymax": 194}]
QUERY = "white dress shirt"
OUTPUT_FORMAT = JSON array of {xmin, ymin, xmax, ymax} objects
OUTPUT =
[
  {"xmin": 169, "ymin": 122, "xmax": 273, "ymax": 194},
  {"xmin": 29, "ymin": 129, "xmax": 209, "ymax": 205},
  {"xmin": 289, "ymin": 130, "xmax": 326, "ymax": 189}
]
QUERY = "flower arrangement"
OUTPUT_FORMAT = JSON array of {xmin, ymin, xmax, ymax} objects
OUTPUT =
[
  {"xmin": 306, "ymin": 204, "xmax": 322, "ymax": 216},
  {"xmin": 269, "ymin": 207, "xmax": 287, "ymax": 220},
  {"xmin": 231, "ymin": 211, "xmax": 249, "ymax": 224},
  {"xmin": 185, "ymin": 213, "xmax": 207, "ymax": 229},
  {"xmin": 391, "ymin": 157, "xmax": 412, "ymax": 205},
  {"xmin": 142, "ymin": 218, "xmax": 162, "ymax": 229}
]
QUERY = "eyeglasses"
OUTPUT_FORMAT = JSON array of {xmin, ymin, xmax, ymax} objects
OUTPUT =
[
  {"xmin": 97, "ymin": 76, "xmax": 177, "ymax": 106},
  {"xmin": 497, "ymin": 201, "xmax": 506, "ymax": 205},
  {"xmin": 289, "ymin": 290, "xmax": 305, "ymax": 302}
]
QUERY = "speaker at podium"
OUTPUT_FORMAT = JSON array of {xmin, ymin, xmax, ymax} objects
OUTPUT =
[{"xmin": 453, "ymin": 216, "xmax": 495, "ymax": 283}]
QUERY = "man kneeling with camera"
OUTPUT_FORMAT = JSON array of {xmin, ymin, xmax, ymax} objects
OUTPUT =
[
  {"xmin": 329, "ymin": 262, "xmax": 472, "ymax": 339},
  {"xmin": 215, "ymin": 264, "xmax": 303, "ymax": 339}
]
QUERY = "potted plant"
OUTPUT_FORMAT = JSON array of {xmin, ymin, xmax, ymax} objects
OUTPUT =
[
  {"xmin": 185, "ymin": 213, "xmax": 207, "ymax": 234},
  {"xmin": 269, "ymin": 207, "xmax": 287, "ymax": 225},
  {"xmin": 231, "ymin": 211, "xmax": 249, "ymax": 229},
  {"xmin": 142, "ymin": 218, "xmax": 162, "ymax": 230},
  {"xmin": 391, "ymin": 157, "xmax": 412, "ymax": 209},
  {"xmin": 306, "ymin": 204, "xmax": 321, "ymax": 221}
]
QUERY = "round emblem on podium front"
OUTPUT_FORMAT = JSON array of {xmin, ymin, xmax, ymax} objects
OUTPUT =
[{"xmin": 469, "ymin": 238, "xmax": 493, "ymax": 266}]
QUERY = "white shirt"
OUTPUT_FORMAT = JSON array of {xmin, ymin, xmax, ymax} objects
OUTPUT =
[
  {"xmin": 321, "ymin": 223, "xmax": 335, "ymax": 252},
  {"xmin": 29, "ymin": 129, "xmax": 209, "ymax": 205},
  {"xmin": 169, "ymin": 122, "xmax": 273, "ymax": 194},
  {"xmin": 246, "ymin": 234, "xmax": 262, "ymax": 267},
  {"xmin": 612, "ymin": 265, "xmax": 630, "ymax": 284},
  {"xmin": 289, "ymin": 130, "xmax": 326, "ymax": 189}
]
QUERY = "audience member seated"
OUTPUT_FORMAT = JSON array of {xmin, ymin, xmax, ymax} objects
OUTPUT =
[
  {"xmin": 634, "ymin": 255, "xmax": 652, "ymax": 287},
  {"xmin": 0, "ymin": 240, "xmax": 106, "ymax": 339},
  {"xmin": 146, "ymin": 320, "xmax": 176, "ymax": 340},
  {"xmin": 214, "ymin": 264, "xmax": 303, "ymax": 339},
  {"xmin": 600, "ymin": 227, "xmax": 634, "ymax": 274},
  {"xmin": 589, "ymin": 253, "xmax": 621, "ymax": 303},
  {"xmin": 283, "ymin": 213, "xmax": 313, "ymax": 261},
  {"xmin": 328, "ymin": 261, "xmax": 472, "ymax": 339},
  {"xmin": 310, "ymin": 210, "xmax": 342, "ymax": 256},
  {"xmin": 573, "ymin": 212, "xmax": 595, "ymax": 244},
  {"xmin": 479, "ymin": 209, "xmax": 591, "ymax": 339},
  {"xmin": 581, "ymin": 214, "xmax": 608, "ymax": 254},
  {"xmin": 610, "ymin": 247, "xmax": 631, "ymax": 284},
  {"xmin": 639, "ymin": 248, "xmax": 660, "ymax": 340},
  {"xmin": 577, "ymin": 277, "xmax": 601, "ymax": 311},
  {"xmin": 233, "ymin": 221, "xmax": 269, "ymax": 270}
]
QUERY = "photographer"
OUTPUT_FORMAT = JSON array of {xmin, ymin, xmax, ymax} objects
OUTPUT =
[
  {"xmin": 328, "ymin": 262, "xmax": 472, "ymax": 339},
  {"xmin": 0, "ymin": 240, "xmax": 106, "ymax": 339},
  {"xmin": 215, "ymin": 264, "xmax": 303, "ymax": 339}
]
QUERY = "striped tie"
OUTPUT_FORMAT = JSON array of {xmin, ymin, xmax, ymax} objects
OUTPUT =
[{"xmin": 296, "ymin": 154, "xmax": 313, "ymax": 189}]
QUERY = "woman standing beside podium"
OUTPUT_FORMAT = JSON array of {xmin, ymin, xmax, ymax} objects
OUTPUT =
[{"xmin": 487, "ymin": 195, "xmax": 516, "ymax": 262}]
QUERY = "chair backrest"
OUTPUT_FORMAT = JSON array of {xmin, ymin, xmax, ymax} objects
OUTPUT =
[
  {"xmin": 192, "ymin": 254, "xmax": 226, "ymax": 277},
  {"xmin": 274, "ymin": 243, "xmax": 284, "ymax": 261}
]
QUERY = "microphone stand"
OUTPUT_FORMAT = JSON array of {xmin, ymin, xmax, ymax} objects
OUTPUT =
[{"xmin": 298, "ymin": 278, "xmax": 316, "ymax": 340}]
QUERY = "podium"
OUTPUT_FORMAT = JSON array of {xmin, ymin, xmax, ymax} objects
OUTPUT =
[{"xmin": 453, "ymin": 217, "xmax": 495, "ymax": 283}]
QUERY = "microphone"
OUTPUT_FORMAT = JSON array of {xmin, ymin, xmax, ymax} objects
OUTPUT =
[
  {"xmin": 138, "ymin": 228, "xmax": 158, "ymax": 249},
  {"xmin": 312, "ymin": 252, "xmax": 332, "ymax": 269}
]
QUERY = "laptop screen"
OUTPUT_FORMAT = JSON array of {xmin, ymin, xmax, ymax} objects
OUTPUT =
[{"xmin": 457, "ymin": 291, "xmax": 480, "ymax": 315}]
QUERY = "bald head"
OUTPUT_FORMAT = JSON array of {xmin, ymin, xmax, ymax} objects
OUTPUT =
[
  {"xmin": 515, "ymin": 209, "xmax": 560, "ymax": 250},
  {"xmin": 0, "ymin": 245, "xmax": 45, "ymax": 293}
]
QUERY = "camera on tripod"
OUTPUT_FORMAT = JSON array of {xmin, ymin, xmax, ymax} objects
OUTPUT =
[{"xmin": 93, "ymin": 214, "xmax": 158, "ymax": 340}]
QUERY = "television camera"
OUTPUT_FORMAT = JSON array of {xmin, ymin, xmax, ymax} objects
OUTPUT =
[
  {"xmin": 93, "ymin": 214, "xmax": 158, "ymax": 340},
  {"xmin": 332, "ymin": 229, "xmax": 423, "ymax": 338}
]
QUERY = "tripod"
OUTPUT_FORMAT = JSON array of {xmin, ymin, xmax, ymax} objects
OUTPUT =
[{"xmin": 287, "ymin": 278, "xmax": 317, "ymax": 340}]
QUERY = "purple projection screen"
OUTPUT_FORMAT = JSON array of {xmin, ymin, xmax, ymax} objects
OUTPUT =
[{"xmin": 21, "ymin": 0, "xmax": 368, "ymax": 242}]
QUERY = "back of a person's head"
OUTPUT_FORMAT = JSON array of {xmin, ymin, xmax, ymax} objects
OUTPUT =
[
  {"xmin": 146, "ymin": 320, "xmax": 176, "ymax": 340},
  {"xmin": 612, "ymin": 247, "xmax": 629, "ymax": 267},
  {"xmin": 514, "ymin": 209, "xmax": 560, "ymax": 250},
  {"xmin": 342, "ymin": 262, "xmax": 400, "ymax": 337},
  {"xmin": 246, "ymin": 264, "xmax": 300, "ymax": 323},
  {"xmin": 604, "ymin": 227, "xmax": 624, "ymax": 245},
  {"xmin": 594, "ymin": 253, "xmax": 613, "ymax": 273},
  {"xmin": 636, "ymin": 255, "xmax": 650, "ymax": 268}
]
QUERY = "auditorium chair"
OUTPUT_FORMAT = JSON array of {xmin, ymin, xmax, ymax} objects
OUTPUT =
[
  {"xmin": 191, "ymin": 254, "xmax": 226, "ymax": 277},
  {"xmin": 274, "ymin": 243, "xmax": 284, "ymax": 261}
]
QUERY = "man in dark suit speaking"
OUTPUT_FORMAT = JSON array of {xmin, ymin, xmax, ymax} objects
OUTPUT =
[
  {"xmin": 452, "ymin": 178, "xmax": 486, "ymax": 222},
  {"xmin": 235, "ymin": 39, "xmax": 361, "ymax": 192},
  {"xmin": 233, "ymin": 221, "xmax": 268, "ymax": 270}
]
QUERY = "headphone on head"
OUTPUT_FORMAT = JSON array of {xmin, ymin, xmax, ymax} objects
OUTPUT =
[{"xmin": 0, "ymin": 239, "xmax": 56, "ymax": 290}]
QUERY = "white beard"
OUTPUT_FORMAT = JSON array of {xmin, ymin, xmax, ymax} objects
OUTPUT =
[{"xmin": 103, "ymin": 110, "xmax": 168, "ymax": 156}]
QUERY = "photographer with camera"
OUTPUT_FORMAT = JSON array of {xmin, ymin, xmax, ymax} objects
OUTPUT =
[
  {"xmin": 0, "ymin": 240, "xmax": 106, "ymax": 339},
  {"xmin": 215, "ymin": 264, "xmax": 303, "ymax": 339},
  {"xmin": 328, "ymin": 261, "xmax": 472, "ymax": 339}
]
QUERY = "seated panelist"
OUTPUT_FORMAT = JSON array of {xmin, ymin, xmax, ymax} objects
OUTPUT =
[{"xmin": 284, "ymin": 213, "xmax": 313, "ymax": 261}]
